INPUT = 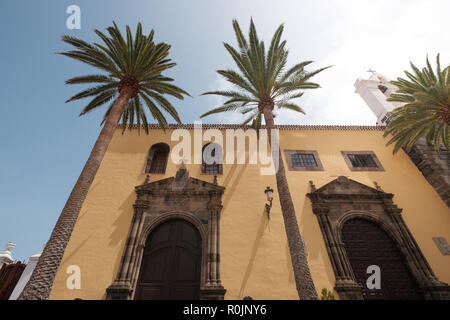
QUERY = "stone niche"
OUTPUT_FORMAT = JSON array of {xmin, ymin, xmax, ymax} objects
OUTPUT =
[{"xmin": 106, "ymin": 165, "xmax": 226, "ymax": 300}]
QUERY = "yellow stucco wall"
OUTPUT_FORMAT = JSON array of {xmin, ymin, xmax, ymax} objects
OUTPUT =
[{"xmin": 49, "ymin": 127, "xmax": 450, "ymax": 300}]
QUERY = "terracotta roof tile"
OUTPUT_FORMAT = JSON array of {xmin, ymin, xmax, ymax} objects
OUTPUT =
[{"xmin": 119, "ymin": 124, "xmax": 385, "ymax": 131}]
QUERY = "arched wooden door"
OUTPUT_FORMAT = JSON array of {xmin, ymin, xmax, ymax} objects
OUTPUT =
[
  {"xmin": 342, "ymin": 218, "xmax": 423, "ymax": 300},
  {"xmin": 134, "ymin": 219, "xmax": 202, "ymax": 300}
]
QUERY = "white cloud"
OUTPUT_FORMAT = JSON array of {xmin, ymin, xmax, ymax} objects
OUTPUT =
[
  {"xmin": 200, "ymin": 0, "xmax": 449, "ymax": 125},
  {"xmin": 199, "ymin": 74, "xmax": 251, "ymax": 124},
  {"xmin": 177, "ymin": 0, "xmax": 449, "ymax": 125},
  {"xmin": 277, "ymin": 0, "xmax": 449, "ymax": 125}
]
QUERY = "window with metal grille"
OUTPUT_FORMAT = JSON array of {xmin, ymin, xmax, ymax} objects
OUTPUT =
[
  {"xmin": 149, "ymin": 149, "xmax": 168, "ymax": 174},
  {"xmin": 202, "ymin": 143, "xmax": 223, "ymax": 174},
  {"xmin": 145, "ymin": 143, "xmax": 170, "ymax": 174},
  {"xmin": 291, "ymin": 153, "xmax": 317, "ymax": 167},
  {"xmin": 347, "ymin": 154, "xmax": 377, "ymax": 168}
]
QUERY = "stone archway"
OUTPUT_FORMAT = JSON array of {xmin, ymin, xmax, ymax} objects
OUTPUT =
[
  {"xmin": 106, "ymin": 166, "xmax": 226, "ymax": 300},
  {"xmin": 306, "ymin": 176, "xmax": 450, "ymax": 300},
  {"xmin": 342, "ymin": 218, "xmax": 423, "ymax": 300}
]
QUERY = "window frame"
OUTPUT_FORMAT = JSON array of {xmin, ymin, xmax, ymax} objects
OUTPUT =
[
  {"xmin": 341, "ymin": 151, "xmax": 384, "ymax": 172},
  {"xmin": 144, "ymin": 143, "xmax": 170, "ymax": 174},
  {"xmin": 201, "ymin": 143, "xmax": 223, "ymax": 175},
  {"xmin": 284, "ymin": 150, "xmax": 324, "ymax": 171}
]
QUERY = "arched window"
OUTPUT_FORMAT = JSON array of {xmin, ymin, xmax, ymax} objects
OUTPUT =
[
  {"xmin": 145, "ymin": 143, "xmax": 170, "ymax": 174},
  {"xmin": 202, "ymin": 143, "xmax": 223, "ymax": 174}
]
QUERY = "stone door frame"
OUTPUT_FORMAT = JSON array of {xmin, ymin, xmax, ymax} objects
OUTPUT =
[
  {"xmin": 306, "ymin": 176, "xmax": 449, "ymax": 300},
  {"xmin": 134, "ymin": 214, "xmax": 205, "ymax": 299},
  {"xmin": 106, "ymin": 167, "xmax": 226, "ymax": 300}
]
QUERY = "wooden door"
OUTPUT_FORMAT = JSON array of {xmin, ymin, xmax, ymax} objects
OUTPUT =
[
  {"xmin": 134, "ymin": 219, "xmax": 202, "ymax": 300},
  {"xmin": 342, "ymin": 218, "xmax": 423, "ymax": 300}
]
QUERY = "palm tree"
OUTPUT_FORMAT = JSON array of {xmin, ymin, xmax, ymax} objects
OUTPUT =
[
  {"xmin": 200, "ymin": 19, "xmax": 330, "ymax": 300},
  {"xmin": 19, "ymin": 22, "xmax": 189, "ymax": 300},
  {"xmin": 384, "ymin": 54, "xmax": 449, "ymax": 153}
]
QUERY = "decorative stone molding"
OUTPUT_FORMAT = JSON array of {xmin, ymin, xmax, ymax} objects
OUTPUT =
[
  {"xmin": 106, "ymin": 165, "xmax": 226, "ymax": 300},
  {"xmin": 307, "ymin": 176, "xmax": 450, "ymax": 300},
  {"xmin": 0, "ymin": 243, "xmax": 15, "ymax": 268}
]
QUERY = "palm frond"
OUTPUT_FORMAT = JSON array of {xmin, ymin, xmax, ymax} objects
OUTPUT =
[
  {"xmin": 61, "ymin": 22, "xmax": 188, "ymax": 132},
  {"xmin": 140, "ymin": 92, "xmax": 168, "ymax": 129},
  {"xmin": 79, "ymin": 90, "xmax": 116, "ymax": 116},
  {"xmin": 66, "ymin": 83, "xmax": 117, "ymax": 103},
  {"xmin": 65, "ymin": 75, "xmax": 117, "ymax": 85},
  {"xmin": 201, "ymin": 18, "xmax": 330, "ymax": 125},
  {"xmin": 200, "ymin": 104, "xmax": 246, "ymax": 118},
  {"xmin": 385, "ymin": 54, "xmax": 449, "ymax": 152},
  {"xmin": 277, "ymin": 102, "xmax": 305, "ymax": 114}
]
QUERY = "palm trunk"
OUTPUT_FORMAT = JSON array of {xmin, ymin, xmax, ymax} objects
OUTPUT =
[
  {"xmin": 262, "ymin": 106, "xmax": 318, "ymax": 300},
  {"xmin": 19, "ymin": 91, "xmax": 132, "ymax": 300}
]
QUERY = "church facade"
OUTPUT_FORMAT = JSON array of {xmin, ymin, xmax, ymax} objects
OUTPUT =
[{"xmin": 47, "ymin": 124, "xmax": 450, "ymax": 300}]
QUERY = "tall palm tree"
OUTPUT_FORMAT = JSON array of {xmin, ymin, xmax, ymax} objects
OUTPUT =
[
  {"xmin": 19, "ymin": 22, "xmax": 189, "ymax": 300},
  {"xmin": 384, "ymin": 54, "xmax": 449, "ymax": 153},
  {"xmin": 201, "ymin": 19, "xmax": 330, "ymax": 300}
]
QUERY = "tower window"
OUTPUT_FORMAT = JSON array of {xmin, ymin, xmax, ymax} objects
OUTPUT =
[
  {"xmin": 378, "ymin": 85, "xmax": 388, "ymax": 93},
  {"xmin": 381, "ymin": 112, "xmax": 392, "ymax": 125}
]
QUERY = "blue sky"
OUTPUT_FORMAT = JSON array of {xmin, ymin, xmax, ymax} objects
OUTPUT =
[{"xmin": 1, "ymin": 0, "xmax": 449, "ymax": 261}]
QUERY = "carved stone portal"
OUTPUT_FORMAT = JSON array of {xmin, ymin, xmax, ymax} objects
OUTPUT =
[
  {"xmin": 307, "ymin": 176, "xmax": 450, "ymax": 300},
  {"xmin": 106, "ymin": 165, "xmax": 226, "ymax": 300}
]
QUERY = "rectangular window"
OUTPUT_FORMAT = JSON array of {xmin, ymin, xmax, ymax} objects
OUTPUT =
[
  {"xmin": 284, "ymin": 150, "xmax": 324, "ymax": 171},
  {"xmin": 291, "ymin": 153, "xmax": 317, "ymax": 167},
  {"xmin": 347, "ymin": 154, "xmax": 377, "ymax": 168},
  {"xmin": 341, "ymin": 151, "xmax": 384, "ymax": 172}
]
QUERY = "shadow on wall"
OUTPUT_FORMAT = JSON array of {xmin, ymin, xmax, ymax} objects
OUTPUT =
[
  {"xmin": 238, "ymin": 209, "xmax": 269, "ymax": 299},
  {"xmin": 299, "ymin": 184, "xmax": 337, "ymax": 297},
  {"xmin": 220, "ymin": 162, "xmax": 249, "ymax": 216},
  {"xmin": 107, "ymin": 190, "xmax": 138, "ymax": 286}
]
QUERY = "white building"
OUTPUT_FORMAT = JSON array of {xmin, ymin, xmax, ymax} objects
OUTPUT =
[
  {"xmin": 0, "ymin": 242, "xmax": 42, "ymax": 300},
  {"xmin": 354, "ymin": 71, "xmax": 403, "ymax": 126},
  {"xmin": 0, "ymin": 243, "xmax": 16, "ymax": 269},
  {"xmin": 9, "ymin": 251, "xmax": 41, "ymax": 300}
]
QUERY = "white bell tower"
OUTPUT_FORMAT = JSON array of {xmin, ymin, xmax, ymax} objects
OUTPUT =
[{"xmin": 354, "ymin": 70, "xmax": 403, "ymax": 126}]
